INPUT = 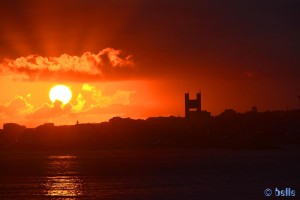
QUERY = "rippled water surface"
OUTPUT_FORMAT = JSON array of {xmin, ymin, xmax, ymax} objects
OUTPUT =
[{"xmin": 0, "ymin": 148, "xmax": 299, "ymax": 199}]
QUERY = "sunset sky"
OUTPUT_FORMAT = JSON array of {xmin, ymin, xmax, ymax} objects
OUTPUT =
[{"xmin": 0, "ymin": 0, "xmax": 299, "ymax": 127}]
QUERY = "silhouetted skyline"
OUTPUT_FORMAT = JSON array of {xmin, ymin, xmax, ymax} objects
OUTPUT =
[{"xmin": 1, "ymin": 108, "xmax": 299, "ymax": 151}]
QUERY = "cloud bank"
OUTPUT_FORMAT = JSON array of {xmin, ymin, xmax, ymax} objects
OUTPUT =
[
  {"xmin": 0, "ymin": 84, "xmax": 135, "ymax": 127},
  {"xmin": 1, "ymin": 48, "xmax": 134, "ymax": 81}
]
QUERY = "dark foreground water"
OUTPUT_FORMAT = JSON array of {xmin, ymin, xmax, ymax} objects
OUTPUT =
[{"xmin": 0, "ymin": 148, "xmax": 299, "ymax": 200}]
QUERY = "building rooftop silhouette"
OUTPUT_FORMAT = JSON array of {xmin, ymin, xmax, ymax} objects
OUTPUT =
[{"xmin": 185, "ymin": 93, "xmax": 201, "ymax": 119}]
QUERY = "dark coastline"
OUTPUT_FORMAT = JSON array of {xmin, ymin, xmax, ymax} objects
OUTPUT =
[{"xmin": 1, "ymin": 109, "xmax": 300, "ymax": 151}]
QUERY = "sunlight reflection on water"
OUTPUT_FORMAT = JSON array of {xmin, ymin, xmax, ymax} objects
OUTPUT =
[
  {"xmin": 44, "ymin": 155, "xmax": 83, "ymax": 197},
  {"xmin": 0, "ymin": 150, "xmax": 299, "ymax": 199}
]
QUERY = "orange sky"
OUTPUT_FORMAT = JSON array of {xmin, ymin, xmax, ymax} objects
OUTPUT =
[{"xmin": 0, "ymin": 0, "xmax": 299, "ymax": 127}]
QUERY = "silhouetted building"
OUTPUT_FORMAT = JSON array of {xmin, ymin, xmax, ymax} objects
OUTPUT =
[
  {"xmin": 185, "ymin": 93, "xmax": 201, "ymax": 119},
  {"xmin": 252, "ymin": 106, "xmax": 258, "ymax": 113},
  {"xmin": 36, "ymin": 122, "xmax": 55, "ymax": 132},
  {"xmin": 0, "ymin": 129, "xmax": 3, "ymax": 144},
  {"xmin": 3, "ymin": 123, "xmax": 26, "ymax": 133},
  {"xmin": 2, "ymin": 123, "xmax": 26, "ymax": 145},
  {"xmin": 41, "ymin": 122, "xmax": 55, "ymax": 127}
]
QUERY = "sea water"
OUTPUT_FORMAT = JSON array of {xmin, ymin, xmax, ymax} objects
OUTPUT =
[{"xmin": 0, "ymin": 148, "xmax": 299, "ymax": 199}]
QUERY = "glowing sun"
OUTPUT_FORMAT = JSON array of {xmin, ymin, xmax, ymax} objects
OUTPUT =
[{"xmin": 49, "ymin": 85, "xmax": 72, "ymax": 105}]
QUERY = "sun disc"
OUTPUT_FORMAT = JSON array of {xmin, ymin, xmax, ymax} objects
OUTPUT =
[{"xmin": 49, "ymin": 85, "xmax": 72, "ymax": 105}]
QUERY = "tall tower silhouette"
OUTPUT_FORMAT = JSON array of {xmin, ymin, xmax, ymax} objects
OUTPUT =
[
  {"xmin": 298, "ymin": 96, "xmax": 300, "ymax": 110},
  {"xmin": 185, "ymin": 93, "xmax": 201, "ymax": 119}
]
